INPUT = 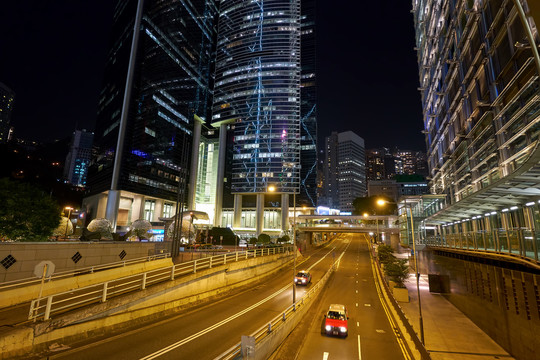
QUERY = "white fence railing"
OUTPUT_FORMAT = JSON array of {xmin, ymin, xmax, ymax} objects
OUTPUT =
[
  {"xmin": 0, "ymin": 253, "xmax": 171, "ymax": 291},
  {"xmin": 28, "ymin": 246, "xmax": 292, "ymax": 321}
]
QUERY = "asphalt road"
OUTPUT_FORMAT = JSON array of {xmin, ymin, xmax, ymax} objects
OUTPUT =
[
  {"xmin": 32, "ymin": 237, "xmax": 348, "ymax": 360},
  {"xmin": 284, "ymin": 233, "xmax": 406, "ymax": 360}
]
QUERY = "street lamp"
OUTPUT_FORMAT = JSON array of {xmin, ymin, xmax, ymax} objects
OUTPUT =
[
  {"xmin": 377, "ymin": 198, "xmax": 424, "ymax": 345},
  {"xmin": 64, "ymin": 207, "xmax": 73, "ymax": 240},
  {"xmin": 268, "ymin": 184, "xmax": 297, "ymax": 305}
]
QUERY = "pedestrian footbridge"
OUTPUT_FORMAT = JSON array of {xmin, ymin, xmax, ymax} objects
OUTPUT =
[{"xmin": 296, "ymin": 215, "xmax": 400, "ymax": 234}]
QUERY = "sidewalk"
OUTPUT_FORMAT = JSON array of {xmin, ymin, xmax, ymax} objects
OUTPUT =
[{"xmin": 394, "ymin": 250, "xmax": 514, "ymax": 360}]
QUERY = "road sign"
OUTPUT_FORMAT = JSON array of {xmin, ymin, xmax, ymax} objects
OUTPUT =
[{"xmin": 34, "ymin": 261, "xmax": 55, "ymax": 278}]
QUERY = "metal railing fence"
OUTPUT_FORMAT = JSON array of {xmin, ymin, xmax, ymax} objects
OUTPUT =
[
  {"xmin": 28, "ymin": 246, "xmax": 292, "ymax": 321},
  {"xmin": 425, "ymin": 228, "xmax": 539, "ymax": 262}
]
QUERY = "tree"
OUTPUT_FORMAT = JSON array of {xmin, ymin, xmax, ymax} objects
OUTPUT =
[
  {"xmin": 0, "ymin": 178, "xmax": 60, "ymax": 241},
  {"xmin": 52, "ymin": 216, "xmax": 74, "ymax": 239},
  {"xmin": 130, "ymin": 219, "xmax": 152, "ymax": 240},
  {"xmin": 87, "ymin": 218, "xmax": 113, "ymax": 240}
]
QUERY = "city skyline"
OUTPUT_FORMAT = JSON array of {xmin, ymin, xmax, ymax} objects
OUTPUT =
[{"xmin": 0, "ymin": 1, "xmax": 425, "ymax": 151}]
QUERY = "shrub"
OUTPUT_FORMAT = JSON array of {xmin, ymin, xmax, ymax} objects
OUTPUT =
[
  {"xmin": 249, "ymin": 237, "xmax": 258, "ymax": 244},
  {"xmin": 87, "ymin": 218, "xmax": 113, "ymax": 240},
  {"xmin": 52, "ymin": 217, "xmax": 73, "ymax": 238},
  {"xmin": 377, "ymin": 244, "xmax": 396, "ymax": 265},
  {"xmin": 384, "ymin": 258, "xmax": 410, "ymax": 288},
  {"xmin": 131, "ymin": 219, "xmax": 152, "ymax": 240},
  {"xmin": 258, "ymin": 233, "xmax": 271, "ymax": 243}
]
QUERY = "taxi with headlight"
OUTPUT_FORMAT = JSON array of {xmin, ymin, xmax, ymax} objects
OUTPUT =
[{"xmin": 324, "ymin": 304, "xmax": 349, "ymax": 337}]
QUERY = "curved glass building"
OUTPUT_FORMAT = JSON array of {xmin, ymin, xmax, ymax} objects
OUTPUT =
[{"xmin": 212, "ymin": 0, "xmax": 301, "ymax": 195}]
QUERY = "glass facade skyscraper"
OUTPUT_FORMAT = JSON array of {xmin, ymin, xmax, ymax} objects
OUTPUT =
[
  {"xmin": 299, "ymin": 0, "xmax": 318, "ymax": 208},
  {"xmin": 84, "ymin": 0, "xmax": 219, "ymax": 227},
  {"xmin": 212, "ymin": 0, "xmax": 302, "ymax": 195}
]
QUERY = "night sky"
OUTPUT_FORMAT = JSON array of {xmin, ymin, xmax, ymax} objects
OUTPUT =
[{"xmin": 0, "ymin": 1, "xmax": 425, "ymax": 151}]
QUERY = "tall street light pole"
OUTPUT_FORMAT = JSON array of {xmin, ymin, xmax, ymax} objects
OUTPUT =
[
  {"xmin": 293, "ymin": 191, "xmax": 297, "ymax": 305},
  {"xmin": 377, "ymin": 198, "xmax": 424, "ymax": 345}
]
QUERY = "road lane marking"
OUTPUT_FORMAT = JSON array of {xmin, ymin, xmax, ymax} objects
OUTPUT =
[
  {"xmin": 358, "ymin": 335, "xmax": 362, "ymax": 360},
  {"xmin": 364, "ymin": 304, "xmax": 371, "ymax": 307},
  {"xmin": 356, "ymin": 303, "xmax": 358, "ymax": 307},
  {"xmin": 307, "ymin": 247, "xmax": 336, "ymax": 271},
  {"xmin": 139, "ymin": 283, "xmax": 291, "ymax": 359},
  {"xmin": 323, "ymin": 352, "xmax": 329, "ymax": 360},
  {"xmin": 376, "ymin": 329, "xmax": 386, "ymax": 333},
  {"xmin": 357, "ymin": 322, "xmax": 359, "ymax": 327},
  {"xmin": 355, "ymin": 290, "xmax": 358, "ymax": 294}
]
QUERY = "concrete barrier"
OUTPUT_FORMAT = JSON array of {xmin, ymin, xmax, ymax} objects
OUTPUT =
[
  {"xmin": 0, "ymin": 252, "xmax": 294, "ymax": 359},
  {"xmin": 0, "ymin": 258, "xmax": 173, "ymax": 309}
]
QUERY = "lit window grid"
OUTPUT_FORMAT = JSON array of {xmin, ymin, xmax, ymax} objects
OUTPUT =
[{"xmin": 213, "ymin": 0, "xmax": 301, "ymax": 194}]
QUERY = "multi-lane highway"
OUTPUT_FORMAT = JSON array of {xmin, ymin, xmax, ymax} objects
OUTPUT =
[
  {"xmin": 29, "ymin": 234, "xmax": 407, "ymax": 360},
  {"xmin": 288, "ymin": 233, "xmax": 407, "ymax": 360}
]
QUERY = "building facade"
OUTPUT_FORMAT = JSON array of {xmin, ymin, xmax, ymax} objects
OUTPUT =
[
  {"xmin": 84, "ymin": 0, "xmax": 219, "ymax": 229},
  {"xmin": 299, "ymin": 0, "xmax": 318, "ymax": 208},
  {"xmin": 63, "ymin": 129, "xmax": 94, "ymax": 187},
  {"xmin": 211, "ymin": 0, "xmax": 302, "ymax": 235},
  {"xmin": 411, "ymin": 0, "xmax": 540, "ymax": 260},
  {"xmin": 0, "ymin": 82, "xmax": 14, "ymax": 144},
  {"xmin": 322, "ymin": 131, "xmax": 367, "ymax": 212}
]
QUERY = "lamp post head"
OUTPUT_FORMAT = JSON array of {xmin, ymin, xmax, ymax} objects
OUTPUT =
[
  {"xmin": 376, "ymin": 199, "xmax": 387, "ymax": 206},
  {"xmin": 363, "ymin": 213, "xmax": 368, "ymax": 217},
  {"xmin": 267, "ymin": 185, "xmax": 276, "ymax": 192}
]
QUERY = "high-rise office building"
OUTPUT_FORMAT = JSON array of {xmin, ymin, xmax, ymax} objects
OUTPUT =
[
  {"xmin": 84, "ymin": 0, "xmax": 219, "ymax": 229},
  {"xmin": 64, "ymin": 129, "xmax": 94, "ymax": 187},
  {"xmin": 322, "ymin": 131, "xmax": 366, "ymax": 212},
  {"xmin": 366, "ymin": 148, "xmax": 396, "ymax": 180},
  {"xmin": 299, "ymin": 0, "xmax": 318, "ymax": 208},
  {"xmin": 0, "ymin": 82, "xmax": 15, "ymax": 144},
  {"xmin": 412, "ymin": 0, "xmax": 540, "ymax": 223},
  {"xmin": 211, "ymin": 0, "xmax": 301, "ymax": 234}
]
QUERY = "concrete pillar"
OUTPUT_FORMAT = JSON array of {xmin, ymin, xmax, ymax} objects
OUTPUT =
[
  {"xmin": 390, "ymin": 233, "xmax": 400, "ymax": 250},
  {"xmin": 154, "ymin": 199, "xmax": 164, "ymax": 222},
  {"xmin": 233, "ymin": 194, "xmax": 242, "ymax": 229},
  {"xmin": 188, "ymin": 116, "xmax": 204, "ymax": 210},
  {"xmin": 281, "ymin": 193, "xmax": 289, "ymax": 233},
  {"xmin": 131, "ymin": 195, "xmax": 144, "ymax": 222},
  {"xmin": 105, "ymin": 190, "xmax": 121, "ymax": 231},
  {"xmin": 256, "ymin": 193, "xmax": 264, "ymax": 236},
  {"xmin": 214, "ymin": 123, "xmax": 228, "ymax": 226}
]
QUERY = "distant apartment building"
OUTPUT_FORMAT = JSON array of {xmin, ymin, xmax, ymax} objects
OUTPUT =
[
  {"xmin": 0, "ymin": 82, "xmax": 15, "ymax": 144},
  {"xmin": 322, "ymin": 131, "xmax": 366, "ymax": 212},
  {"xmin": 63, "ymin": 129, "xmax": 94, "ymax": 187},
  {"xmin": 366, "ymin": 148, "xmax": 429, "ymax": 180}
]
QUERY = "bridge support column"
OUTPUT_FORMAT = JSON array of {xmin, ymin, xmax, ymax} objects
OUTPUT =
[
  {"xmin": 390, "ymin": 233, "xmax": 400, "ymax": 250},
  {"xmin": 256, "ymin": 193, "xmax": 264, "ymax": 236}
]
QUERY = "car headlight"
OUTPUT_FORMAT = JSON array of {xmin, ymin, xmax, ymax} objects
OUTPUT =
[
  {"xmin": 340, "ymin": 326, "xmax": 347, "ymax": 332},
  {"xmin": 325, "ymin": 325, "xmax": 332, "ymax": 331},
  {"xmin": 302, "ymin": 279, "xmax": 306, "ymax": 283}
]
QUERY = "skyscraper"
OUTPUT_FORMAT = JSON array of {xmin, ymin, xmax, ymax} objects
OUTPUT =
[
  {"xmin": 84, "ymin": 0, "xmax": 219, "ymax": 229},
  {"xmin": 322, "ymin": 131, "xmax": 366, "ymax": 212},
  {"xmin": 0, "ymin": 82, "xmax": 14, "ymax": 144},
  {"xmin": 211, "ymin": 0, "xmax": 302, "ymax": 234},
  {"xmin": 63, "ymin": 129, "xmax": 94, "ymax": 187},
  {"xmin": 412, "ymin": 0, "xmax": 540, "ymax": 223},
  {"xmin": 299, "ymin": 0, "xmax": 318, "ymax": 208}
]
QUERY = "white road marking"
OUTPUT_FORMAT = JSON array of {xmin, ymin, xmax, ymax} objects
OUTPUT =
[
  {"xmin": 323, "ymin": 352, "xmax": 329, "ymax": 360},
  {"xmin": 364, "ymin": 304, "xmax": 371, "ymax": 307},
  {"xmin": 356, "ymin": 280, "xmax": 358, "ymax": 283},
  {"xmin": 139, "ymin": 283, "xmax": 291, "ymax": 359},
  {"xmin": 355, "ymin": 290, "xmax": 358, "ymax": 294},
  {"xmin": 358, "ymin": 335, "xmax": 362, "ymax": 360},
  {"xmin": 376, "ymin": 329, "xmax": 386, "ymax": 333},
  {"xmin": 308, "ymin": 247, "xmax": 336, "ymax": 271},
  {"xmin": 357, "ymin": 322, "xmax": 359, "ymax": 327},
  {"xmin": 356, "ymin": 303, "xmax": 358, "ymax": 307}
]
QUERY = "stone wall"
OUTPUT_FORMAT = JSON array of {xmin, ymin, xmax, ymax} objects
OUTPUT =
[
  {"xmin": 0, "ymin": 242, "xmax": 159, "ymax": 282},
  {"xmin": 418, "ymin": 248, "xmax": 540, "ymax": 360}
]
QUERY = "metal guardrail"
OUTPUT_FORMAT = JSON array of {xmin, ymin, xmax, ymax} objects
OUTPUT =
[
  {"xmin": 0, "ymin": 253, "xmax": 172, "ymax": 291},
  {"xmin": 28, "ymin": 246, "xmax": 292, "ymax": 321},
  {"xmin": 215, "ymin": 264, "xmax": 334, "ymax": 360}
]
